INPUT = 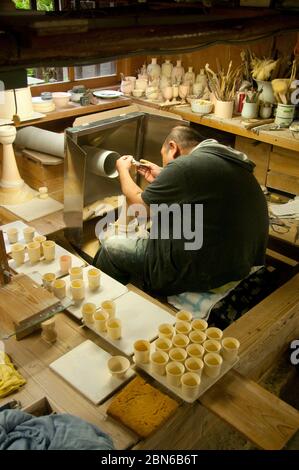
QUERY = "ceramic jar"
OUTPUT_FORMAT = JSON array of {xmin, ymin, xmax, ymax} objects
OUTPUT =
[
  {"xmin": 172, "ymin": 60, "xmax": 185, "ymax": 85},
  {"xmin": 275, "ymin": 103, "xmax": 296, "ymax": 127},
  {"xmin": 161, "ymin": 60, "xmax": 173, "ymax": 79},
  {"xmin": 135, "ymin": 79, "xmax": 147, "ymax": 91},
  {"xmin": 120, "ymin": 80, "xmax": 133, "ymax": 96},
  {"xmin": 145, "ymin": 86, "xmax": 159, "ymax": 101},
  {"xmin": 255, "ymin": 80, "xmax": 275, "ymax": 105},
  {"xmin": 184, "ymin": 66, "xmax": 195, "ymax": 86},
  {"xmin": 196, "ymin": 69, "xmax": 208, "ymax": 87},
  {"xmin": 259, "ymin": 103, "xmax": 272, "ymax": 119},
  {"xmin": 147, "ymin": 58, "xmax": 161, "ymax": 80},
  {"xmin": 241, "ymin": 102, "xmax": 258, "ymax": 119},
  {"xmin": 214, "ymin": 100, "xmax": 234, "ymax": 119}
]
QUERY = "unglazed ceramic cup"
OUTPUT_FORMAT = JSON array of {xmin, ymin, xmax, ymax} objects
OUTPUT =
[
  {"xmin": 93, "ymin": 309, "xmax": 109, "ymax": 332},
  {"xmin": 204, "ymin": 352, "xmax": 223, "ymax": 378},
  {"xmin": 33, "ymin": 235, "xmax": 47, "ymax": 257},
  {"xmin": 101, "ymin": 300, "xmax": 115, "ymax": 318},
  {"xmin": 155, "ymin": 337, "xmax": 172, "ymax": 354},
  {"xmin": 133, "ymin": 339, "xmax": 151, "ymax": 364},
  {"xmin": 185, "ymin": 357, "xmax": 204, "ymax": 377},
  {"xmin": 59, "ymin": 255, "xmax": 72, "ymax": 274},
  {"xmin": 23, "ymin": 226, "xmax": 35, "ymax": 243},
  {"xmin": 189, "ymin": 330, "xmax": 206, "ymax": 345},
  {"xmin": 169, "ymin": 347, "xmax": 187, "ymax": 363},
  {"xmin": 81, "ymin": 302, "xmax": 96, "ymax": 324},
  {"xmin": 206, "ymin": 327, "xmax": 223, "ymax": 341},
  {"xmin": 203, "ymin": 339, "xmax": 222, "ymax": 354},
  {"xmin": 221, "ymin": 337, "xmax": 240, "ymax": 362},
  {"xmin": 106, "ymin": 318, "xmax": 122, "ymax": 340},
  {"xmin": 11, "ymin": 243, "xmax": 25, "ymax": 266},
  {"xmin": 150, "ymin": 350, "xmax": 168, "ymax": 376},
  {"xmin": 158, "ymin": 323, "xmax": 174, "ymax": 340},
  {"xmin": 172, "ymin": 333, "xmax": 190, "ymax": 349},
  {"xmin": 191, "ymin": 319, "xmax": 208, "ymax": 332},
  {"xmin": 181, "ymin": 372, "xmax": 201, "ymax": 399},
  {"xmin": 71, "ymin": 279, "xmax": 85, "ymax": 301},
  {"xmin": 53, "ymin": 279, "xmax": 66, "ymax": 300},
  {"xmin": 7, "ymin": 227, "xmax": 18, "ymax": 244},
  {"xmin": 69, "ymin": 266, "xmax": 83, "ymax": 281},
  {"xmin": 107, "ymin": 356, "xmax": 130, "ymax": 378},
  {"xmin": 42, "ymin": 272, "xmax": 56, "ymax": 292},
  {"xmin": 27, "ymin": 241, "xmax": 40, "ymax": 265},
  {"xmin": 175, "ymin": 321, "xmax": 192, "ymax": 336},
  {"xmin": 87, "ymin": 268, "xmax": 101, "ymax": 291},
  {"xmin": 42, "ymin": 240, "xmax": 56, "ymax": 261},
  {"xmin": 176, "ymin": 310, "xmax": 193, "ymax": 322},
  {"xmin": 186, "ymin": 343, "xmax": 204, "ymax": 359},
  {"xmin": 166, "ymin": 361, "xmax": 185, "ymax": 387}
]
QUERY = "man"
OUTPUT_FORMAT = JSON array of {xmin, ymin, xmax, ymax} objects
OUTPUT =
[{"xmin": 94, "ymin": 125, "xmax": 268, "ymax": 296}]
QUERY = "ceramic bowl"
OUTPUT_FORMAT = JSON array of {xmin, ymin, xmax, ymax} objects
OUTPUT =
[
  {"xmin": 191, "ymin": 99, "xmax": 213, "ymax": 114},
  {"xmin": 107, "ymin": 356, "xmax": 130, "ymax": 378},
  {"xmin": 52, "ymin": 92, "xmax": 71, "ymax": 108}
]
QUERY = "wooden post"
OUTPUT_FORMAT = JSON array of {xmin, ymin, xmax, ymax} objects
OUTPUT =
[
  {"xmin": 0, "ymin": 231, "xmax": 10, "ymax": 286},
  {"xmin": 30, "ymin": 0, "xmax": 38, "ymax": 10}
]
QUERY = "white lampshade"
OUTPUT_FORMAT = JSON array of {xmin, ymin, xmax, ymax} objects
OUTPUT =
[{"xmin": 0, "ymin": 87, "xmax": 37, "ymax": 121}]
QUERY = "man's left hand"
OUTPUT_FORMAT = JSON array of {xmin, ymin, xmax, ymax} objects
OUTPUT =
[{"xmin": 116, "ymin": 155, "xmax": 133, "ymax": 172}]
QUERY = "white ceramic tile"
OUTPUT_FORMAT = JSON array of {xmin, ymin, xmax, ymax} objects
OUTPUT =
[
  {"xmin": 64, "ymin": 266, "xmax": 128, "ymax": 320},
  {"xmin": 0, "ymin": 220, "xmax": 40, "ymax": 254},
  {"xmin": 3, "ymin": 197, "xmax": 63, "ymax": 222},
  {"xmin": 49, "ymin": 340, "xmax": 135, "ymax": 405},
  {"xmin": 8, "ymin": 243, "xmax": 85, "ymax": 279},
  {"xmin": 86, "ymin": 291, "xmax": 176, "ymax": 356}
]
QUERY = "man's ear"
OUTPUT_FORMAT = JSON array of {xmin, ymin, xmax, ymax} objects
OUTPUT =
[{"xmin": 168, "ymin": 140, "xmax": 180, "ymax": 159}]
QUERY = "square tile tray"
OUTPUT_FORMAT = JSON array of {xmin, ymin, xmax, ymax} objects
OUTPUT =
[
  {"xmin": 86, "ymin": 291, "xmax": 176, "ymax": 356},
  {"xmin": 49, "ymin": 340, "xmax": 135, "ymax": 405},
  {"xmin": 0, "ymin": 220, "xmax": 41, "ymax": 254},
  {"xmin": 63, "ymin": 266, "xmax": 128, "ymax": 320}
]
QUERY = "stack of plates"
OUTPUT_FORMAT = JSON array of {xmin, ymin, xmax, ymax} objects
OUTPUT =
[{"xmin": 32, "ymin": 97, "xmax": 55, "ymax": 113}]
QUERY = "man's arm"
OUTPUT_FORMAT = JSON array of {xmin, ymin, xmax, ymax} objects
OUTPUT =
[{"xmin": 116, "ymin": 156, "xmax": 150, "ymax": 214}]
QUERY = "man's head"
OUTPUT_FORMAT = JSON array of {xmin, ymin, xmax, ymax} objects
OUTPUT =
[{"xmin": 161, "ymin": 125, "xmax": 203, "ymax": 166}]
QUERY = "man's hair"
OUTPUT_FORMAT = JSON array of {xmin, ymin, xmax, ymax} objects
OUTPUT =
[{"xmin": 164, "ymin": 125, "xmax": 204, "ymax": 150}]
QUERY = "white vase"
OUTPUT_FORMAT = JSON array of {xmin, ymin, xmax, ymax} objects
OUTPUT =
[
  {"xmin": 147, "ymin": 58, "xmax": 161, "ymax": 80},
  {"xmin": 255, "ymin": 80, "xmax": 275, "ymax": 105},
  {"xmin": 172, "ymin": 60, "xmax": 185, "ymax": 85},
  {"xmin": 241, "ymin": 102, "xmax": 258, "ymax": 119},
  {"xmin": 161, "ymin": 60, "xmax": 173, "ymax": 79},
  {"xmin": 184, "ymin": 66, "xmax": 195, "ymax": 86},
  {"xmin": 196, "ymin": 69, "xmax": 208, "ymax": 87}
]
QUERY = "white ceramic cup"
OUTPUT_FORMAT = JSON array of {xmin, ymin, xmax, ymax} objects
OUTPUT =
[
  {"xmin": 169, "ymin": 347, "xmax": 187, "ymax": 363},
  {"xmin": 133, "ymin": 339, "xmax": 151, "ymax": 364},
  {"xmin": 101, "ymin": 300, "xmax": 115, "ymax": 318},
  {"xmin": 181, "ymin": 372, "xmax": 201, "ymax": 399},
  {"xmin": 166, "ymin": 361, "xmax": 185, "ymax": 388},
  {"xmin": 158, "ymin": 323, "xmax": 174, "ymax": 340},
  {"xmin": 107, "ymin": 356, "xmax": 130, "ymax": 378},
  {"xmin": 185, "ymin": 357, "xmax": 204, "ymax": 377},
  {"xmin": 87, "ymin": 268, "xmax": 101, "ymax": 291},
  {"xmin": 11, "ymin": 243, "xmax": 25, "ymax": 266},
  {"xmin": 176, "ymin": 310, "xmax": 193, "ymax": 322},
  {"xmin": 81, "ymin": 302, "xmax": 96, "ymax": 324},
  {"xmin": 33, "ymin": 235, "xmax": 47, "ymax": 257},
  {"xmin": 175, "ymin": 320, "xmax": 192, "ymax": 336},
  {"xmin": 53, "ymin": 279, "xmax": 66, "ymax": 300},
  {"xmin": 155, "ymin": 337, "xmax": 172, "ymax": 353},
  {"xmin": 59, "ymin": 254, "xmax": 72, "ymax": 274},
  {"xmin": 191, "ymin": 319, "xmax": 208, "ymax": 332},
  {"xmin": 106, "ymin": 318, "xmax": 122, "ymax": 340},
  {"xmin": 189, "ymin": 330, "xmax": 206, "ymax": 345},
  {"xmin": 204, "ymin": 352, "xmax": 223, "ymax": 378},
  {"xmin": 23, "ymin": 226, "xmax": 35, "ymax": 243},
  {"xmin": 206, "ymin": 327, "xmax": 223, "ymax": 341},
  {"xmin": 93, "ymin": 309, "xmax": 109, "ymax": 332},
  {"xmin": 39, "ymin": 186, "xmax": 48, "ymax": 199},
  {"xmin": 69, "ymin": 266, "xmax": 83, "ymax": 281},
  {"xmin": 27, "ymin": 241, "xmax": 40, "ymax": 265},
  {"xmin": 42, "ymin": 240, "xmax": 56, "ymax": 262},
  {"xmin": 7, "ymin": 227, "xmax": 18, "ymax": 244},
  {"xmin": 203, "ymin": 339, "xmax": 222, "ymax": 354},
  {"xmin": 186, "ymin": 343, "xmax": 204, "ymax": 359},
  {"xmin": 42, "ymin": 272, "xmax": 56, "ymax": 292},
  {"xmin": 71, "ymin": 279, "xmax": 85, "ymax": 301},
  {"xmin": 221, "ymin": 337, "xmax": 240, "ymax": 362},
  {"xmin": 150, "ymin": 350, "xmax": 169, "ymax": 376},
  {"xmin": 172, "ymin": 333, "xmax": 190, "ymax": 349}
]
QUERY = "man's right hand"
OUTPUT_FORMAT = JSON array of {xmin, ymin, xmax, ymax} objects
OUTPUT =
[{"xmin": 137, "ymin": 162, "xmax": 162, "ymax": 183}]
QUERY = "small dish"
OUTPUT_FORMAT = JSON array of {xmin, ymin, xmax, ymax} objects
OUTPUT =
[
  {"xmin": 107, "ymin": 356, "xmax": 130, "ymax": 378},
  {"xmin": 190, "ymin": 99, "xmax": 213, "ymax": 114},
  {"xmin": 93, "ymin": 90, "xmax": 123, "ymax": 99}
]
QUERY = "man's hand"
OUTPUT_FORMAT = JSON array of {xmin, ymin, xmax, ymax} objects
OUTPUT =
[
  {"xmin": 116, "ymin": 155, "xmax": 133, "ymax": 173},
  {"xmin": 137, "ymin": 162, "xmax": 162, "ymax": 183}
]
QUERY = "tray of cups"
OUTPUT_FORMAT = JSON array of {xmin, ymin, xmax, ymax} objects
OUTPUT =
[
  {"xmin": 0, "ymin": 220, "xmax": 41, "ymax": 254},
  {"xmin": 132, "ymin": 314, "xmax": 240, "ymax": 403},
  {"xmin": 8, "ymin": 239, "xmax": 85, "ymax": 279},
  {"xmin": 84, "ymin": 291, "xmax": 176, "ymax": 357}
]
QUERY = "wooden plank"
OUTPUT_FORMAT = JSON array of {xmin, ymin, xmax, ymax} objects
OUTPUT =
[
  {"xmin": 200, "ymin": 369, "xmax": 299, "ymax": 450},
  {"xmin": 267, "ymin": 171, "xmax": 299, "ymax": 196},
  {"xmin": 235, "ymin": 135, "xmax": 270, "ymax": 186}
]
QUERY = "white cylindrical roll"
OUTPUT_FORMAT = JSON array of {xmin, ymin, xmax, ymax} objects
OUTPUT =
[
  {"xmin": 83, "ymin": 145, "xmax": 120, "ymax": 179},
  {"xmin": 15, "ymin": 126, "xmax": 65, "ymax": 158}
]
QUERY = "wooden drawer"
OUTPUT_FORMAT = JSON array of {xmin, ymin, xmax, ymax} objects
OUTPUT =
[
  {"xmin": 267, "ymin": 170, "xmax": 299, "ymax": 195},
  {"xmin": 235, "ymin": 136, "xmax": 270, "ymax": 186},
  {"xmin": 269, "ymin": 146, "xmax": 299, "ymax": 179}
]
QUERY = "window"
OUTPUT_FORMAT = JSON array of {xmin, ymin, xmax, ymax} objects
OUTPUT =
[
  {"xmin": 74, "ymin": 63, "xmax": 116, "ymax": 80},
  {"xmin": 27, "ymin": 67, "xmax": 68, "ymax": 85},
  {"xmin": 13, "ymin": 0, "xmax": 54, "ymax": 10}
]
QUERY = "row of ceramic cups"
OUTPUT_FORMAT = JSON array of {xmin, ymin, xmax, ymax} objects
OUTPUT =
[
  {"xmin": 11, "ymin": 238, "xmax": 56, "ymax": 266},
  {"xmin": 81, "ymin": 300, "xmax": 122, "ymax": 340}
]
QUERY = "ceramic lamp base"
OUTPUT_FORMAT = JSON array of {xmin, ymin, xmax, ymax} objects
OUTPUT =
[{"xmin": 0, "ymin": 182, "xmax": 35, "ymax": 205}]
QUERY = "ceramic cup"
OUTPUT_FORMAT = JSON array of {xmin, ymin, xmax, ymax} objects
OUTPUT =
[
  {"xmin": 206, "ymin": 327, "xmax": 223, "ymax": 341},
  {"xmin": 93, "ymin": 309, "xmax": 109, "ymax": 332},
  {"xmin": 176, "ymin": 310, "xmax": 193, "ymax": 323},
  {"xmin": 107, "ymin": 356, "xmax": 130, "ymax": 378},
  {"xmin": 169, "ymin": 347, "xmax": 187, "ymax": 364},
  {"xmin": 39, "ymin": 186, "xmax": 48, "ymax": 199},
  {"xmin": 81, "ymin": 302, "xmax": 96, "ymax": 324},
  {"xmin": 175, "ymin": 321, "xmax": 192, "ymax": 336},
  {"xmin": 42, "ymin": 272, "xmax": 56, "ymax": 292},
  {"xmin": 7, "ymin": 227, "xmax": 18, "ymax": 244},
  {"xmin": 181, "ymin": 372, "xmax": 201, "ymax": 399},
  {"xmin": 150, "ymin": 350, "xmax": 169, "ymax": 376},
  {"xmin": 185, "ymin": 357, "xmax": 204, "ymax": 377},
  {"xmin": 42, "ymin": 240, "xmax": 56, "ymax": 262},
  {"xmin": 23, "ymin": 226, "xmax": 35, "ymax": 243},
  {"xmin": 158, "ymin": 323, "xmax": 174, "ymax": 340},
  {"xmin": 155, "ymin": 337, "xmax": 172, "ymax": 354},
  {"xmin": 221, "ymin": 337, "xmax": 240, "ymax": 362},
  {"xmin": 53, "ymin": 279, "xmax": 66, "ymax": 300},
  {"xmin": 133, "ymin": 339, "xmax": 151, "ymax": 364},
  {"xmin": 11, "ymin": 243, "xmax": 25, "ymax": 266},
  {"xmin": 71, "ymin": 279, "xmax": 85, "ymax": 301},
  {"xmin": 166, "ymin": 361, "xmax": 185, "ymax": 388},
  {"xmin": 106, "ymin": 318, "xmax": 122, "ymax": 340},
  {"xmin": 203, "ymin": 339, "xmax": 222, "ymax": 354},
  {"xmin": 87, "ymin": 268, "xmax": 101, "ymax": 291},
  {"xmin": 191, "ymin": 319, "xmax": 208, "ymax": 332},
  {"xmin": 204, "ymin": 352, "xmax": 223, "ymax": 378},
  {"xmin": 189, "ymin": 330, "xmax": 206, "ymax": 345},
  {"xmin": 33, "ymin": 235, "xmax": 47, "ymax": 257},
  {"xmin": 69, "ymin": 266, "xmax": 83, "ymax": 281},
  {"xmin": 27, "ymin": 241, "xmax": 40, "ymax": 265},
  {"xmin": 186, "ymin": 343, "xmax": 204, "ymax": 359},
  {"xmin": 59, "ymin": 254, "xmax": 72, "ymax": 274},
  {"xmin": 172, "ymin": 333, "xmax": 190, "ymax": 349},
  {"xmin": 101, "ymin": 300, "xmax": 115, "ymax": 318}
]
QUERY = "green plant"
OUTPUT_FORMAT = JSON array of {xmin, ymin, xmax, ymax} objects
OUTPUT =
[{"xmin": 13, "ymin": 0, "xmax": 54, "ymax": 10}]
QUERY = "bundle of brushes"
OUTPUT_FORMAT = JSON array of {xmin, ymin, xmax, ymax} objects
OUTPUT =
[{"xmin": 205, "ymin": 61, "xmax": 242, "ymax": 102}]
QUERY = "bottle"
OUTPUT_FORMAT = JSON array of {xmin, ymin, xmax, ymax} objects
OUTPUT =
[
  {"xmin": 147, "ymin": 58, "xmax": 161, "ymax": 80},
  {"xmin": 161, "ymin": 60, "xmax": 173, "ymax": 79},
  {"xmin": 171, "ymin": 60, "xmax": 185, "ymax": 85},
  {"xmin": 184, "ymin": 66, "xmax": 195, "ymax": 86}
]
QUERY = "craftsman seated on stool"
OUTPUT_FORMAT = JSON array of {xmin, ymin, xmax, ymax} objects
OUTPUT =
[{"xmin": 93, "ymin": 125, "xmax": 269, "ymax": 296}]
